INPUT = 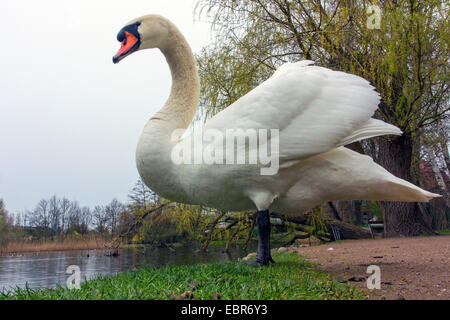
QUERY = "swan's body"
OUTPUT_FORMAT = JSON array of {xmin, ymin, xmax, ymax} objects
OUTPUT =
[
  {"xmin": 114, "ymin": 14, "xmax": 440, "ymax": 263},
  {"xmin": 136, "ymin": 58, "xmax": 439, "ymax": 214}
]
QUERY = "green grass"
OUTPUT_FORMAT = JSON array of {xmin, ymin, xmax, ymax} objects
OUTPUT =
[
  {"xmin": 0, "ymin": 252, "xmax": 364, "ymax": 300},
  {"xmin": 436, "ymin": 229, "xmax": 450, "ymax": 235}
]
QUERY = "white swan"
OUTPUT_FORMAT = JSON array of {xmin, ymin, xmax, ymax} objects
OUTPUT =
[{"xmin": 113, "ymin": 15, "xmax": 440, "ymax": 265}]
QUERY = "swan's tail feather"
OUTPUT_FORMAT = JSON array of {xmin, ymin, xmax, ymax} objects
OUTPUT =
[
  {"xmin": 337, "ymin": 123, "xmax": 442, "ymax": 202},
  {"xmin": 339, "ymin": 118, "xmax": 402, "ymax": 147},
  {"xmin": 384, "ymin": 176, "xmax": 442, "ymax": 202},
  {"xmin": 329, "ymin": 148, "xmax": 442, "ymax": 203}
]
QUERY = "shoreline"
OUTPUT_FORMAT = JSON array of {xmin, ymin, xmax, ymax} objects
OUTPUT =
[{"xmin": 0, "ymin": 252, "xmax": 364, "ymax": 300}]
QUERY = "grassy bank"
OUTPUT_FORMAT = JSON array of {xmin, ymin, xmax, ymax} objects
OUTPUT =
[
  {"xmin": 0, "ymin": 252, "xmax": 364, "ymax": 300},
  {"xmin": 0, "ymin": 235, "xmax": 112, "ymax": 255}
]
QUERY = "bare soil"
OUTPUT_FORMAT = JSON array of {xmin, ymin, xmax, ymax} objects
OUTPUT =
[{"xmin": 290, "ymin": 235, "xmax": 449, "ymax": 300}]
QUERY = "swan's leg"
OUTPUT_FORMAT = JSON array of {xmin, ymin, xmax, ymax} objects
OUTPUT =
[{"xmin": 255, "ymin": 210, "xmax": 275, "ymax": 265}]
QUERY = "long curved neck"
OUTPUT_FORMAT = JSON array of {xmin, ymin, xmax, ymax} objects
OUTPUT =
[
  {"xmin": 135, "ymin": 21, "xmax": 199, "ymax": 197},
  {"xmin": 149, "ymin": 24, "xmax": 200, "ymax": 136}
]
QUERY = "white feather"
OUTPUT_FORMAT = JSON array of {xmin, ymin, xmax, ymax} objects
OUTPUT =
[{"xmin": 203, "ymin": 61, "xmax": 390, "ymax": 161}]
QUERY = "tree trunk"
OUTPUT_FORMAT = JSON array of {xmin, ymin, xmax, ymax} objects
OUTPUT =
[
  {"xmin": 354, "ymin": 200, "xmax": 362, "ymax": 225},
  {"xmin": 424, "ymin": 145, "xmax": 450, "ymax": 207},
  {"xmin": 327, "ymin": 202, "xmax": 342, "ymax": 221},
  {"xmin": 438, "ymin": 122, "xmax": 450, "ymax": 172},
  {"xmin": 324, "ymin": 219, "xmax": 372, "ymax": 240},
  {"xmin": 271, "ymin": 213, "xmax": 371, "ymax": 240},
  {"xmin": 440, "ymin": 140, "xmax": 450, "ymax": 173},
  {"xmin": 377, "ymin": 135, "xmax": 433, "ymax": 237}
]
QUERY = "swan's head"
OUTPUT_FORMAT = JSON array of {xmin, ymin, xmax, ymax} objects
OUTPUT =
[{"xmin": 113, "ymin": 14, "xmax": 170, "ymax": 64}]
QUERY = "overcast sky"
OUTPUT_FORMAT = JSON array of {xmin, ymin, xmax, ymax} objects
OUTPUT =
[{"xmin": 0, "ymin": 0, "xmax": 212, "ymax": 213}]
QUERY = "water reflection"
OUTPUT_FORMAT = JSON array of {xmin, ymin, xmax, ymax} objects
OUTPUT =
[{"xmin": 0, "ymin": 244, "xmax": 253, "ymax": 292}]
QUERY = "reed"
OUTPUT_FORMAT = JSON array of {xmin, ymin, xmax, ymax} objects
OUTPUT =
[{"xmin": 0, "ymin": 234, "xmax": 114, "ymax": 255}]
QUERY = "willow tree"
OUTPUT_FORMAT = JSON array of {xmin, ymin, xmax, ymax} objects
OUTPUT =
[{"xmin": 195, "ymin": 0, "xmax": 449, "ymax": 236}]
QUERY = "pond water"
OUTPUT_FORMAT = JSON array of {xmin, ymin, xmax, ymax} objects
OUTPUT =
[{"xmin": 0, "ymin": 244, "xmax": 255, "ymax": 292}]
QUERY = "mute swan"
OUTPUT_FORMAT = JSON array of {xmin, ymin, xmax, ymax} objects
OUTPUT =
[{"xmin": 113, "ymin": 15, "xmax": 440, "ymax": 265}]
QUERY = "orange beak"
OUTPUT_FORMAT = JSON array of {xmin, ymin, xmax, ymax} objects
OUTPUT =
[{"xmin": 113, "ymin": 31, "xmax": 140, "ymax": 64}]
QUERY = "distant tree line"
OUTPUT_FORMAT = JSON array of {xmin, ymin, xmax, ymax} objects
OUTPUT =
[
  {"xmin": 10, "ymin": 196, "xmax": 125, "ymax": 237},
  {"xmin": 0, "ymin": 179, "xmax": 160, "ymax": 243},
  {"xmin": 0, "ymin": 200, "xmax": 14, "ymax": 247}
]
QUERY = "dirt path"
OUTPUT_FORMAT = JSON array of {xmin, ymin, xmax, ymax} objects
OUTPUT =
[{"xmin": 291, "ymin": 235, "xmax": 449, "ymax": 300}]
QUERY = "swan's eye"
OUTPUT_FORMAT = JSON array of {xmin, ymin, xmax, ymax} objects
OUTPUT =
[{"xmin": 123, "ymin": 38, "xmax": 127, "ymax": 45}]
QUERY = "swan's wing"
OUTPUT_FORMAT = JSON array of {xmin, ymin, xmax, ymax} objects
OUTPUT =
[{"xmin": 199, "ymin": 60, "xmax": 400, "ymax": 161}]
